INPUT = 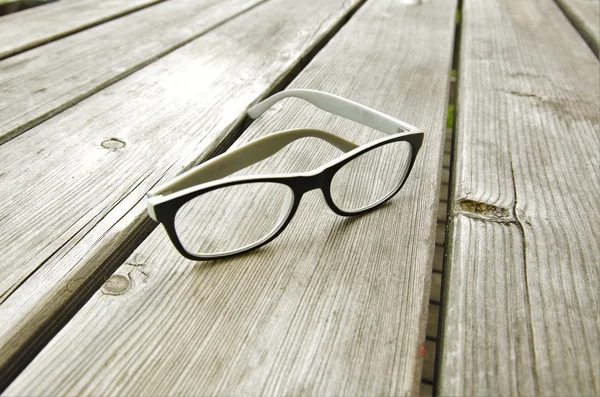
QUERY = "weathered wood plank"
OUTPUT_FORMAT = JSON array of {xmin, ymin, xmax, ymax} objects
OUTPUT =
[
  {"xmin": 0, "ymin": 0, "xmax": 266, "ymax": 145},
  {"xmin": 5, "ymin": 0, "xmax": 457, "ymax": 395},
  {"xmin": 438, "ymin": 0, "xmax": 600, "ymax": 395},
  {"xmin": 0, "ymin": 0, "xmax": 164, "ymax": 60},
  {"xmin": 555, "ymin": 0, "xmax": 600, "ymax": 57},
  {"xmin": 0, "ymin": 0, "xmax": 366, "ymax": 389}
]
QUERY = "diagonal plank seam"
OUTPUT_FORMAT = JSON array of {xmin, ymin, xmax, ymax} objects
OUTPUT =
[
  {"xmin": 0, "ymin": 0, "xmax": 272, "ymax": 146},
  {"xmin": 0, "ymin": 168, "xmax": 155, "ymax": 303},
  {"xmin": 0, "ymin": 167, "xmax": 165, "ymax": 389},
  {"xmin": 0, "ymin": 0, "xmax": 168, "ymax": 61},
  {"xmin": 174, "ymin": 0, "xmax": 370, "ymax": 169},
  {"xmin": 553, "ymin": 0, "xmax": 599, "ymax": 59}
]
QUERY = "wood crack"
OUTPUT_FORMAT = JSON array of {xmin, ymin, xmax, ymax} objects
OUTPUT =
[
  {"xmin": 510, "ymin": 160, "xmax": 539, "ymax": 396},
  {"xmin": 510, "ymin": 91, "xmax": 542, "ymax": 99}
]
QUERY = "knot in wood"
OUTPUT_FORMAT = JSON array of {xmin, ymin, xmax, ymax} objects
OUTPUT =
[
  {"xmin": 101, "ymin": 137, "xmax": 126, "ymax": 150},
  {"xmin": 456, "ymin": 199, "xmax": 514, "ymax": 223},
  {"xmin": 102, "ymin": 274, "xmax": 131, "ymax": 295}
]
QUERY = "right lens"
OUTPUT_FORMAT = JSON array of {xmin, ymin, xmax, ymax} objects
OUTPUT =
[
  {"xmin": 174, "ymin": 182, "xmax": 294, "ymax": 256},
  {"xmin": 330, "ymin": 140, "xmax": 412, "ymax": 212}
]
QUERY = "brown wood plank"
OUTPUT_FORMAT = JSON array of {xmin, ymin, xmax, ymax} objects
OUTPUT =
[
  {"xmin": 422, "ymin": 340, "xmax": 436, "ymax": 383},
  {"xmin": 426, "ymin": 303, "xmax": 440, "ymax": 338},
  {"xmin": 433, "ymin": 244, "xmax": 444, "ymax": 272},
  {"xmin": 430, "ymin": 272, "xmax": 442, "ymax": 303},
  {"xmin": 4, "ymin": 0, "xmax": 457, "ymax": 394},
  {"xmin": 419, "ymin": 382, "xmax": 434, "ymax": 397},
  {"xmin": 0, "ymin": 0, "xmax": 266, "ymax": 145},
  {"xmin": 438, "ymin": 0, "xmax": 600, "ymax": 395},
  {"xmin": 0, "ymin": 0, "xmax": 164, "ymax": 60},
  {"xmin": 437, "ymin": 197, "xmax": 448, "ymax": 222},
  {"xmin": 555, "ymin": 0, "xmax": 600, "ymax": 56},
  {"xmin": 0, "ymin": 0, "xmax": 366, "ymax": 389}
]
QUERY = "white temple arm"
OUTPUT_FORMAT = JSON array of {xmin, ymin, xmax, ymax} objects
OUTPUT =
[
  {"xmin": 148, "ymin": 128, "xmax": 359, "ymax": 196},
  {"xmin": 248, "ymin": 89, "xmax": 418, "ymax": 135}
]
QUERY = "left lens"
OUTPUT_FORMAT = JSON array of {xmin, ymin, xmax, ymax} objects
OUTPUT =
[
  {"xmin": 329, "ymin": 140, "xmax": 412, "ymax": 213},
  {"xmin": 174, "ymin": 182, "xmax": 294, "ymax": 257}
]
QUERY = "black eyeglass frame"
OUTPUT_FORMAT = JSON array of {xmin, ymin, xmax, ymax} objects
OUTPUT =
[{"xmin": 151, "ymin": 131, "xmax": 423, "ymax": 261}]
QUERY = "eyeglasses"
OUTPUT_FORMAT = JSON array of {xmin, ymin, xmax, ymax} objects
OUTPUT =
[{"xmin": 147, "ymin": 89, "xmax": 424, "ymax": 260}]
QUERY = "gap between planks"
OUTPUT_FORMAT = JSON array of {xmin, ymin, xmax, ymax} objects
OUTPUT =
[
  {"xmin": 0, "ymin": 0, "xmax": 269, "ymax": 145},
  {"xmin": 554, "ymin": 0, "xmax": 600, "ymax": 58},
  {"xmin": 0, "ymin": 0, "xmax": 166, "ymax": 60},
  {"xmin": 421, "ymin": 4, "xmax": 461, "ymax": 391}
]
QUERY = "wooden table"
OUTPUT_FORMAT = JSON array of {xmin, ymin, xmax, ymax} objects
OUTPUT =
[{"xmin": 0, "ymin": 0, "xmax": 597, "ymax": 395}]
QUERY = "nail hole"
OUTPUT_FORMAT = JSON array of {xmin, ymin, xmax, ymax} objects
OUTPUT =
[
  {"xmin": 102, "ymin": 274, "xmax": 131, "ymax": 295},
  {"xmin": 101, "ymin": 137, "xmax": 126, "ymax": 150}
]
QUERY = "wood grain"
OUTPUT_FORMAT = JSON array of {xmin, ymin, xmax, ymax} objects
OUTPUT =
[
  {"xmin": 0, "ymin": 0, "xmax": 164, "ymax": 60},
  {"xmin": 0, "ymin": 0, "xmax": 366, "ymax": 389},
  {"xmin": 438, "ymin": 0, "xmax": 600, "ymax": 395},
  {"xmin": 0, "ymin": 0, "xmax": 265, "ymax": 145},
  {"xmin": 5, "ymin": 0, "xmax": 457, "ymax": 395},
  {"xmin": 555, "ymin": 0, "xmax": 600, "ymax": 57}
]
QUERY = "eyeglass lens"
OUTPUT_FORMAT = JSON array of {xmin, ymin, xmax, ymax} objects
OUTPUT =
[
  {"xmin": 330, "ymin": 140, "xmax": 412, "ymax": 212},
  {"xmin": 174, "ymin": 182, "xmax": 294, "ymax": 256}
]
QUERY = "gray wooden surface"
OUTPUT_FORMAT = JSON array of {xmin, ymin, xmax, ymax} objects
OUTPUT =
[
  {"xmin": 0, "ymin": 0, "xmax": 264, "ymax": 145},
  {"xmin": 5, "ymin": 0, "xmax": 457, "ymax": 395},
  {"xmin": 0, "ymin": 0, "xmax": 365, "ymax": 388},
  {"xmin": 555, "ymin": 0, "xmax": 600, "ymax": 56},
  {"xmin": 0, "ymin": 0, "xmax": 163, "ymax": 60},
  {"xmin": 438, "ymin": 0, "xmax": 600, "ymax": 395}
]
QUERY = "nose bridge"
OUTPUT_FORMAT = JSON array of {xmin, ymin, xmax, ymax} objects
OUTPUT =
[{"xmin": 298, "ymin": 172, "xmax": 325, "ymax": 194}]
